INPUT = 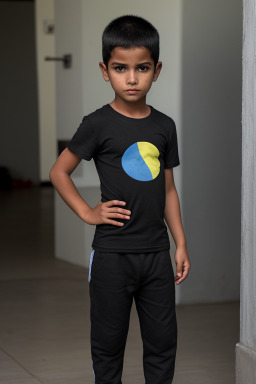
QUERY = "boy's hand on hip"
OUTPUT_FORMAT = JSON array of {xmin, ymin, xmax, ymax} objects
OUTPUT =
[
  {"xmin": 84, "ymin": 200, "xmax": 131, "ymax": 226},
  {"xmin": 174, "ymin": 245, "xmax": 191, "ymax": 285}
]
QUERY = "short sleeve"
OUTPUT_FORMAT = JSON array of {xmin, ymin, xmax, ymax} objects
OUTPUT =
[
  {"xmin": 164, "ymin": 120, "xmax": 180, "ymax": 168},
  {"xmin": 67, "ymin": 115, "xmax": 98, "ymax": 161}
]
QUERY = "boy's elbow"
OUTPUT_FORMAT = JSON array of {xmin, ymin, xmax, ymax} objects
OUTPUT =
[
  {"xmin": 49, "ymin": 167, "xmax": 67, "ymax": 182},
  {"xmin": 49, "ymin": 167, "xmax": 55, "ymax": 182}
]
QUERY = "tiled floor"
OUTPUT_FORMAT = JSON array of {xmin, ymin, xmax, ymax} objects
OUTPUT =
[{"xmin": 0, "ymin": 186, "xmax": 239, "ymax": 383}]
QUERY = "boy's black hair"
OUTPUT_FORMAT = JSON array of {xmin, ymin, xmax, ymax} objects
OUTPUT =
[{"xmin": 102, "ymin": 15, "xmax": 159, "ymax": 70}]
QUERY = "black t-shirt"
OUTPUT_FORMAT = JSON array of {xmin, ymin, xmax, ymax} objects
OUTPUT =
[{"xmin": 67, "ymin": 103, "xmax": 180, "ymax": 253}]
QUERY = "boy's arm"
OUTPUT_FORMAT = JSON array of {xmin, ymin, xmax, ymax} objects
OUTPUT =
[
  {"xmin": 49, "ymin": 147, "xmax": 131, "ymax": 226},
  {"xmin": 164, "ymin": 168, "xmax": 191, "ymax": 284},
  {"xmin": 49, "ymin": 147, "xmax": 92, "ymax": 222},
  {"xmin": 164, "ymin": 168, "xmax": 185, "ymax": 247}
]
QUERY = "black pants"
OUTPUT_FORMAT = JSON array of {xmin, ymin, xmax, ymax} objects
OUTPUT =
[{"xmin": 88, "ymin": 249, "xmax": 177, "ymax": 384}]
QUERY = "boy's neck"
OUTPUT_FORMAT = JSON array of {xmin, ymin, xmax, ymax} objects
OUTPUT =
[{"xmin": 110, "ymin": 99, "xmax": 151, "ymax": 119}]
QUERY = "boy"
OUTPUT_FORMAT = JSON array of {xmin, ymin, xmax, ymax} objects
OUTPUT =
[{"xmin": 49, "ymin": 14, "xmax": 191, "ymax": 384}]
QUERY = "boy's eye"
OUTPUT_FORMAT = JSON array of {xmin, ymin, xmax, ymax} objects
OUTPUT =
[
  {"xmin": 114, "ymin": 66, "xmax": 125, "ymax": 72},
  {"xmin": 139, "ymin": 66, "xmax": 149, "ymax": 71},
  {"xmin": 114, "ymin": 66, "xmax": 149, "ymax": 72}
]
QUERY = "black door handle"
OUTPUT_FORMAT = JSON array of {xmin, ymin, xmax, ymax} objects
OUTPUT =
[{"xmin": 45, "ymin": 54, "xmax": 72, "ymax": 69}]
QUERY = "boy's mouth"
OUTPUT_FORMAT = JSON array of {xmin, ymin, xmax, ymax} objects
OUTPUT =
[{"xmin": 126, "ymin": 89, "xmax": 140, "ymax": 93}]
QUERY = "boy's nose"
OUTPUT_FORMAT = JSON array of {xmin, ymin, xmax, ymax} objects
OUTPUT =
[{"xmin": 127, "ymin": 71, "xmax": 137, "ymax": 83}]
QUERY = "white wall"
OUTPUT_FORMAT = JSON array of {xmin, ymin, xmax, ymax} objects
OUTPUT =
[
  {"xmin": 180, "ymin": 0, "xmax": 242, "ymax": 303},
  {"xmin": 236, "ymin": 0, "xmax": 256, "ymax": 379},
  {"xmin": 35, "ymin": 0, "xmax": 57, "ymax": 182}
]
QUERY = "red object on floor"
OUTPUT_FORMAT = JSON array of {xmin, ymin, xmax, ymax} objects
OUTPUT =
[{"xmin": 12, "ymin": 179, "xmax": 33, "ymax": 188}]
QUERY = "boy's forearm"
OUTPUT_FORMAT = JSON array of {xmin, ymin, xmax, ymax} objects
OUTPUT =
[
  {"xmin": 49, "ymin": 170, "xmax": 91, "ymax": 222},
  {"xmin": 164, "ymin": 187, "xmax": 186, "ymax": 248}
]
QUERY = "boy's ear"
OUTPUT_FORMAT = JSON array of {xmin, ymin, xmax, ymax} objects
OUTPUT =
[
  {"xmin": 99, "ymin": 62, "xmax": 110, "ymax": 82},
  {"xmin": 153, "ymin": 61, "xmax": 162, "ymax": 81}
]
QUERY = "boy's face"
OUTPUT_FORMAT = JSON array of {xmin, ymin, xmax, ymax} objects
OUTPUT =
[{"xmin": 99, "ymin": 46, "xmax": 162, "ymax": 104}]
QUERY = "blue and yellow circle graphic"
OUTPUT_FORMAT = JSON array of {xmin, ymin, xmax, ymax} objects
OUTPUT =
[{"xmin": 121, "ymin": 141, "xmax": 160, "ymax": 181}]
